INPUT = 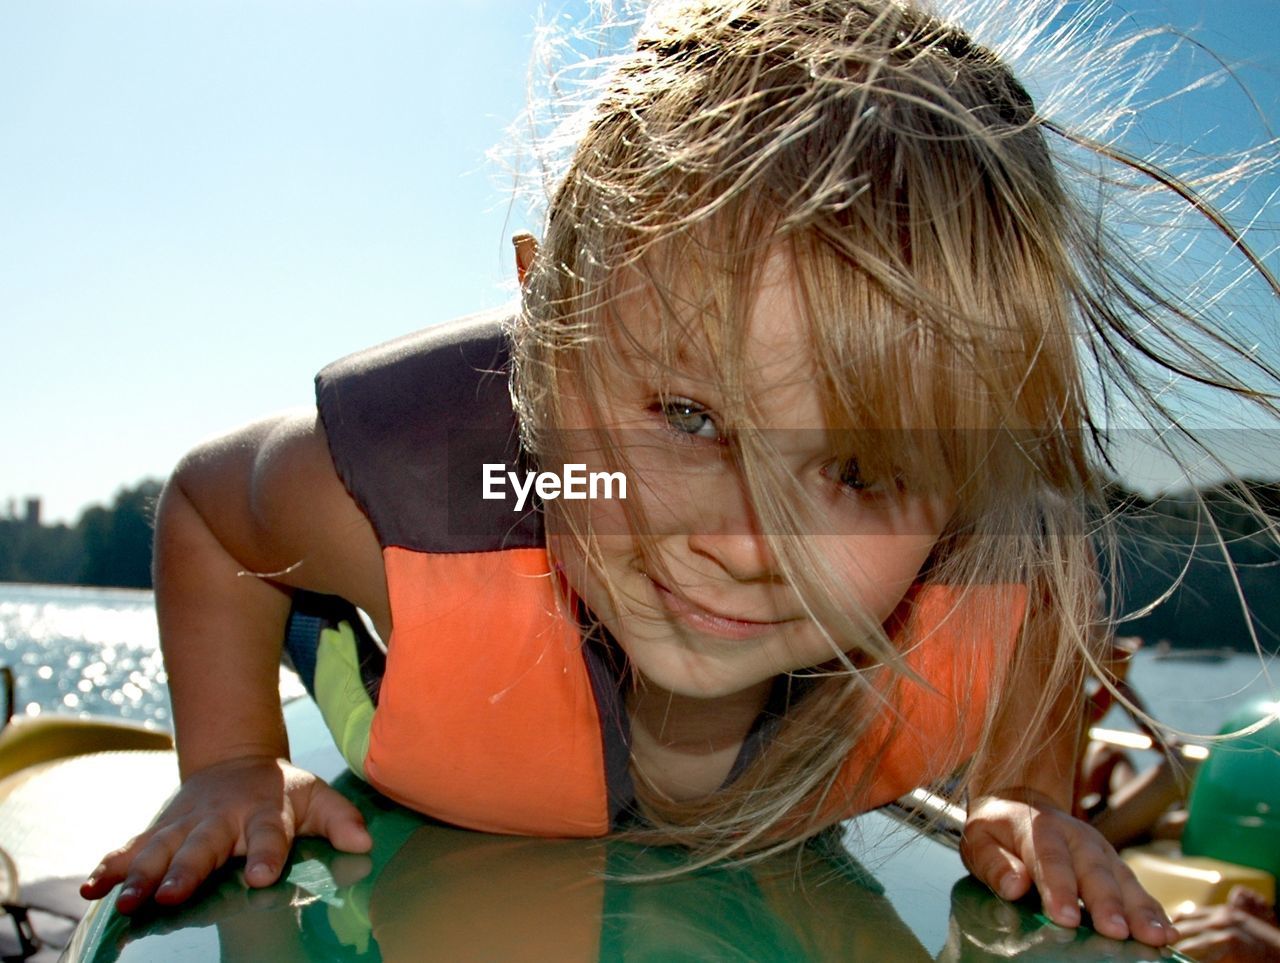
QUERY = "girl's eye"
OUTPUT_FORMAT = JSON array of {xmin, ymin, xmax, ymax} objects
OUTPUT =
[
  {"xmin": 833, "ymin": 458, "xmax": 874, "ymax": 492},
  {"xmin": 654, "ymin": 398, "xmax": 721, "ymax": 441},
  {"xmin": 823, "ymin": 457, "xmax": 901, "ymax": 496}
]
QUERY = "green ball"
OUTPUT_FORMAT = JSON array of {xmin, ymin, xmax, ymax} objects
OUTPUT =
[{"xmin": 1181, "ymin": 696, "xmax": 1280, "ymax": 879}]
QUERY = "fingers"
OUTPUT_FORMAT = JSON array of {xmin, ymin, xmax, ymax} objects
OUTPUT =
[
  {"xmin": 152, "ymin": 819, "xmax": 245, "ymax": 905},
  {"xmin": 93, "ymin": 812, "xmax": 291, "ymax": 912},
  {"xmin": 964, "ymin": 794, "xmax": 1177, "ymax": 947},
  {"xmin": 80, "ymin": 805, "xmax": 286, "ymax": 911},
  {"xmin": 1023, "ymin": 821, "xmax": 1176, "ymax": 944},
  {"xmin": 79, "ymin": 871, "xmax": 116, "ymax": 902},
  {"xmin": 298, "ymin": 784, "xmax": 373, "ymax": 855},
  {"xmin": 1086, "ymin": 854, "xmax": 1174, "ymax": 945},
  {"xmin": 243, "ymin": 813, "xmax": 294, "ymax": 888},
  {"xmin": 962, "ymin": 797, "xmax": 1071, "ymax": 913},
  {"xmin": 81, "ymin": 833, "xmax": 151, "ymax": 900},
  {"xmin": 1023, "ymin": 831, "xmax": 1082, "ymax": 930},
  {"xmin": 81, "ymin": 763, "xmax": 369, "ymax": 914},
  {"xmin": 960, "ymin": 824, "xmax": 1032, "ymax": 901},
  {"xmin": 1227, "ymin": 885, "xmax": 1277, "ymax": 924},
  {"xmin": 1172, "ymin": 931, "xmax": 1233, "ymax": 963},
  {"xmin": 1172, "ymin": 905, "xmax": 1230, "ymax": 939},
  {"xmin": 1173, "ymin": 919, "xmax": 1277, "ymax": 963},
  {"xmin": 112, "ymin": 823, "xmax": 195, "ymax": 913},
  {"xmin": 124, "ymin": 817, "xmax": 243, "ymax": 911}
]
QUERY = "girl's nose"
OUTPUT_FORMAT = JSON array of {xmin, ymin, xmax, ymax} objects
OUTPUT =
[{"xmin": 685, "ymin": 530, "xmax": 778, "ymax": 583}]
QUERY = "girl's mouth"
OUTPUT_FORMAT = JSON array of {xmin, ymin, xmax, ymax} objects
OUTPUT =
[{"xmin": 647, "ymin": 577, "xmax": 792, "ymax": 641}]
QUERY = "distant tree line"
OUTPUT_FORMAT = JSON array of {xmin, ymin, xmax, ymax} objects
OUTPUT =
[
  {"xmin": 0, "ymin": 479, "xmax": 162, "ymax": 588},
  {"xmin": 1, "ymin": 476, "xmax": 1278, "ymax": 650},
  {"xmin": 1105, "ymin": 479, "xmax": 1280, "ymax": 654}
]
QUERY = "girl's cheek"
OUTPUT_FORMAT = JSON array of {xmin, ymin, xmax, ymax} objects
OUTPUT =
[
  {"xmin": 609, "ymin": 458, "xmax": 727, "ymax": 537},
  {"xmin": 910, "ymin": 493, "xmax": 957, "ymax": 537},
  {"xmin": 816, "ymin": 531, "xmax": 940, "ymax": 615}
]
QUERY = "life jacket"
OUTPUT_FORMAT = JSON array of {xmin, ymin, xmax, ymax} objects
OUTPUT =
[{"xmin": 311, "ymin": 310, "xmax": 1026, "ymax": 837}]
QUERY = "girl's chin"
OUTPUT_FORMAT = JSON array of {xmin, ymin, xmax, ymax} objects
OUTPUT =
[{"xmin": 617, "ymin": 637, "xmax": 776, "ymax": 703}]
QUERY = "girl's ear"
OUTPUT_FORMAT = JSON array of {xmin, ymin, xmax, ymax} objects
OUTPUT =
[{"xmin": 512, "ymin": 232, "xmax": 539, "ymax": 286}]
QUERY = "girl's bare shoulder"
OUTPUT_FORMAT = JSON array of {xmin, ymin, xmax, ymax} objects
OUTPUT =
[{"xmin": 172, "ymin": 409, "xmax": 389, "ymax": 629}]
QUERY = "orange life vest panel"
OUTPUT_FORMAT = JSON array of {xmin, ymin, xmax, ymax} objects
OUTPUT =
[{"xmin": 315, "ymin": 311, "xmax": 1025, "ymax": 837}]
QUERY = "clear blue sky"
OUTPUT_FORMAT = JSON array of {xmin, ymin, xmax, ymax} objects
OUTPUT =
[{"xmin": 2, "ymin": 0, "xmax": 1276, "ymax": 522}]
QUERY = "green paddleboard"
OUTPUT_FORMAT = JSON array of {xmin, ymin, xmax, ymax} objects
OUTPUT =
[{"xmin": 59, "ymin": 698, "xmax": 1188, "ymax": 962}]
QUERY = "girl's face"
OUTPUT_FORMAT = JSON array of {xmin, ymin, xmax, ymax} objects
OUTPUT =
[{"xmin": 548, "ymin": 253, "xmax": 952, "ymax": 704}]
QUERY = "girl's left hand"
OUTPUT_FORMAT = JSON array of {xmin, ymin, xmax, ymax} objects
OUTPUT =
[{"xmin": 960, "ymin": 787, "xmax": 1177, "ymax": 947}]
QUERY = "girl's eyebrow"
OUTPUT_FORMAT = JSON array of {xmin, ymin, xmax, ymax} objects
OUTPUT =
[
  {"xmin": 670, "ymin": 341, "xmax": 713, "ymax": 376},
  {"xmin": 617, "ymin": 335, "xmax": 714, "ymax": 380}
]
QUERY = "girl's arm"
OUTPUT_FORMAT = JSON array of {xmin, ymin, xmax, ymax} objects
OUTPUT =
[
  {"xmin": 80, "ymin": 410, "xmax": 387, "ymax": 913},
  {"xmin": 959, "ymin": 650, "xmax": 1178, "ymax": 947},
  {"xmin": 157, "ymin": 409, "xmax": 389, "ymax": 775}
]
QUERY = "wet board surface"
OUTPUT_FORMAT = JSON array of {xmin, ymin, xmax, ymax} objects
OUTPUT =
[{"xmin": 58, "ymin": 699, "xmax": 1189, "ymax": 962}]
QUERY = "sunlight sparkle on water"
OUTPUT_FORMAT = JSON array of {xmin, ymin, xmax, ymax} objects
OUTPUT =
[
  {"xmin": 1, "ymin": 585, "xmax": 169, "ymax": 727},
  {"xmin": 0, "ymin": 584, "xmax": 297, "ymax": 729}
]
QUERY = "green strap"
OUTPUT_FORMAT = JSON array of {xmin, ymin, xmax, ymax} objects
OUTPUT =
[{"xmin": 314, "ymin": 621, "xmax": 374, "ymax": 780}]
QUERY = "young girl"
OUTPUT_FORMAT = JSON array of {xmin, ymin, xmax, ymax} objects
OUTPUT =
[{"xmin": 80, "ymin": 0, "xmax": 1277, "ymax": 948}]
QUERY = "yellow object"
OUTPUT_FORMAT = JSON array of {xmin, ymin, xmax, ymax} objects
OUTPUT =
[
  {"xmin": 1122, "ymin": 840, "xmax": 1276, "ymax": 916},
  {"xmin": 0, "ymin": 715, "xmax": 171, "ymax": 783},
  {"xmin": 313, "ymin": 621, "xmax": 374, "ymax": 780},
  {"xmin": 0, "ymin": 715, "xmax": 177, "ymax": 889}
]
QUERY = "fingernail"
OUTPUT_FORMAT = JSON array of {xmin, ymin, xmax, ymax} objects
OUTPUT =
[
  {"xmin": 998, "ymin": 877, "xmax": 1018, "ymax": 900},
  {"xmin": 156, "ymin": 878, "xmax": 177, "ymax": 894},
  {"xmin": 248, "ymin": 862, "xmax": 271, "ymax": 881},
  {"xmin": 120, "ymin": 885, "xmax": 141, "ymax": 902}
]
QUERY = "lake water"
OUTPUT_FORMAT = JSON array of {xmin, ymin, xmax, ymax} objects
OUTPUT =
[
  {"xmin": 0, "ymin": 582, "xmax": 303, "ymax": 729},
  {"xmin": 0, "ymin": 582, "xmax": 1275, "ymax": 739}
]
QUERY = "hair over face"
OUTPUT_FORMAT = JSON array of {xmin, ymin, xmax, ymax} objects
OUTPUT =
[{"xmin": 509, "ymin": 0, "xmax": 1271, "ymax": 860}]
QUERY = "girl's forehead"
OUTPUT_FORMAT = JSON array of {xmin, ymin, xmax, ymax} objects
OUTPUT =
[{"xmin": 604, "ymin": 248, "xmax": 817, "ymax": 388}]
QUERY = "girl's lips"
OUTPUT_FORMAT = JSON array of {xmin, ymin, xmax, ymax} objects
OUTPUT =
[{"xmin": 649, "ymin": 578, "xmax": 792, "ymax": 641}]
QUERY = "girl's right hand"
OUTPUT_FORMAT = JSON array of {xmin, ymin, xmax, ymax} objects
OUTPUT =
[{"xmin": 79, "ymin": 756, "xmax": 373, "ymax": 914}]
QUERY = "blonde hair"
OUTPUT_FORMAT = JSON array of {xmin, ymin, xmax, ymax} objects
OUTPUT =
[{"xmin": 509, "ymin": 0, "xmax": 1280, "ymax": 863}]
